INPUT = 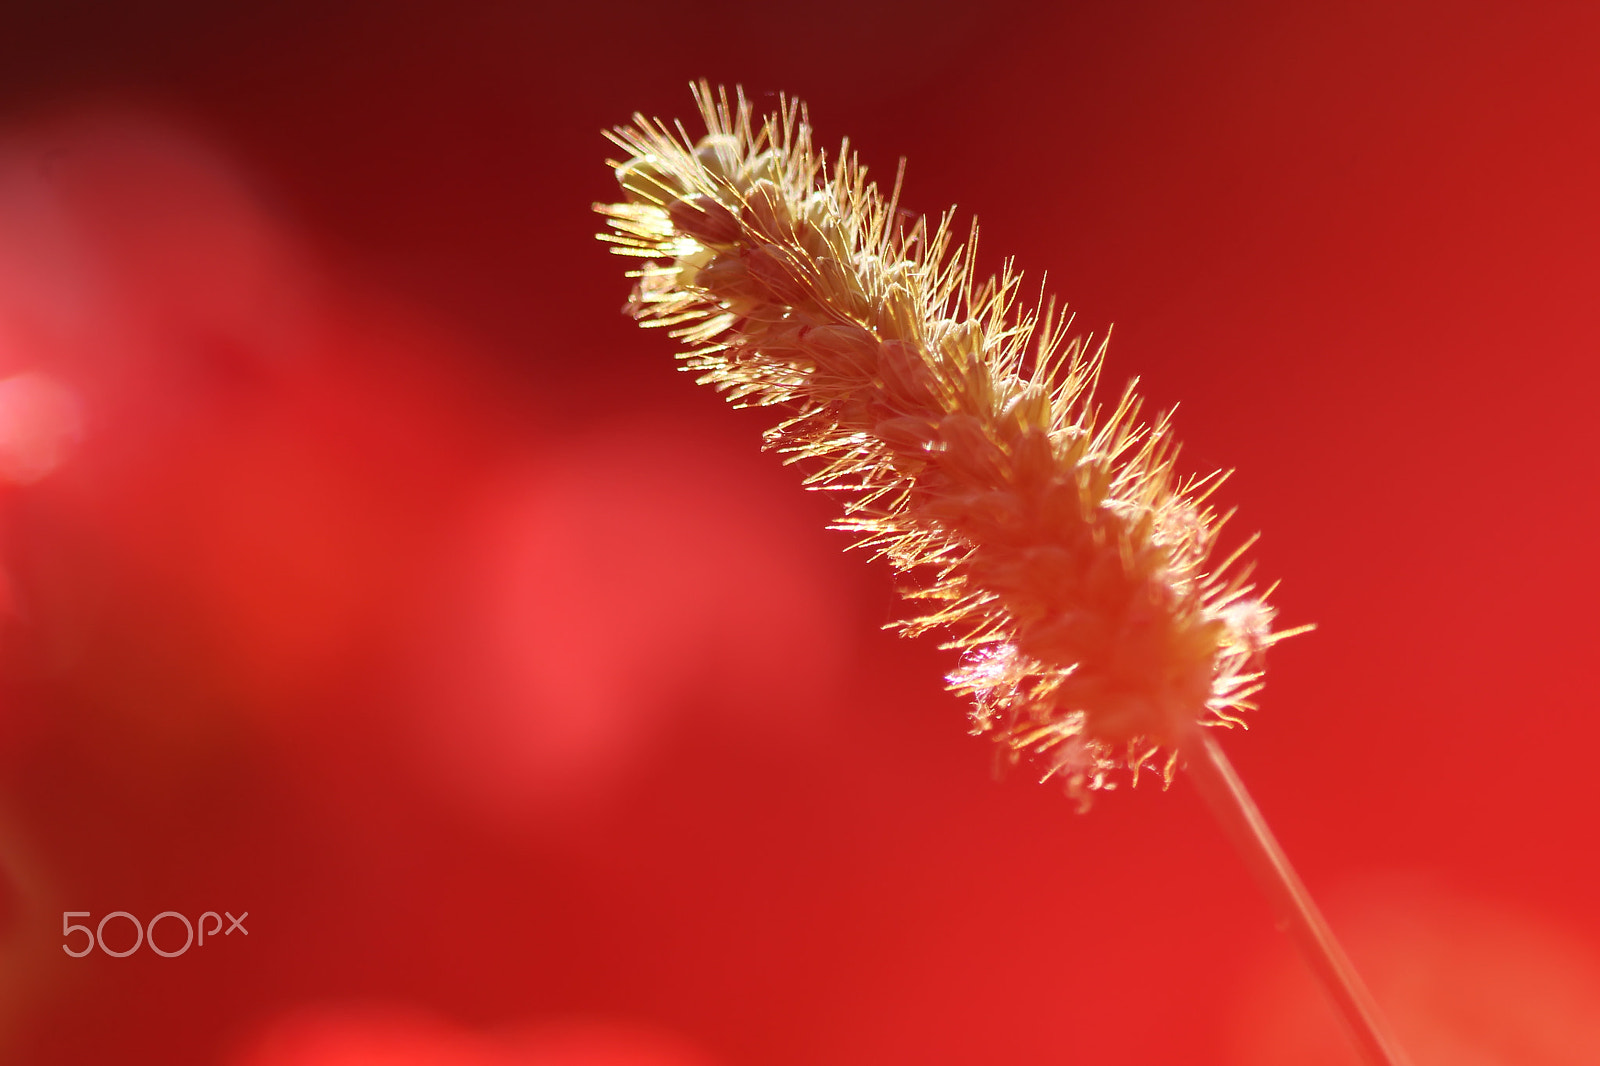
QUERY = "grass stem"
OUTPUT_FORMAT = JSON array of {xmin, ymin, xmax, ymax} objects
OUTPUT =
[{"xmin": 1183, "ymin": 728, "xmax": 1413, "ymax": 1066}]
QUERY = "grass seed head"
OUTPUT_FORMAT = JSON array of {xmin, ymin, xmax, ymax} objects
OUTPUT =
[{"xmin": 595, "ymin": 83, "xmax": 1299, "ymax": 805}]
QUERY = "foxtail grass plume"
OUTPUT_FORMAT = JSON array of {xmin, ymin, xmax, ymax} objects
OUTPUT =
[{"xmin": 595, "ymin": 83, "xmax": 1300, "ymax": 804}]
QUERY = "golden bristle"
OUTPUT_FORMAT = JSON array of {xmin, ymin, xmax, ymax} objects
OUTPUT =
[{"xmin": 595, "ymin": 82, "xmax": 1293, "ymax": 805}]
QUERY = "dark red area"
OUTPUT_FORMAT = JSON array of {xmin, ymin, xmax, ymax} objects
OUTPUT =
[{"xmin": 0, "ymin": 2, "xmax": 1597, "ymax": 1064}]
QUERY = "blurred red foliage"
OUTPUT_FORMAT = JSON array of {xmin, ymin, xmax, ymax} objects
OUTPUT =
[{"xmin": 0, "ymin": 3, "xmax": 1597, "ymax": 1065}]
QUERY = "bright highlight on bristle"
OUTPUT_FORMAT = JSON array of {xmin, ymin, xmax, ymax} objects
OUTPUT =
[{"xmin": 595, "ymin": 82, "xmax": 1302, "ymax": 805}]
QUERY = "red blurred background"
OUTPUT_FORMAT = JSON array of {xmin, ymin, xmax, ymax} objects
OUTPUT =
[{"xmin": 0, "ymin": 1, "xmax": 1597, "ymax": 1063}]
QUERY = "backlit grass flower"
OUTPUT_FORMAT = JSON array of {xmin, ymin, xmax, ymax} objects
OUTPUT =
[{"xmin": 595, "ymin": 83, "xmax": 1300, "ymax": 804}]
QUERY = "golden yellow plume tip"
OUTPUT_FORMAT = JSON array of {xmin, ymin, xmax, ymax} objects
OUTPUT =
[{"xmin": 595, "ymin": 82, "xmax": 1301, "ymax": 805}]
